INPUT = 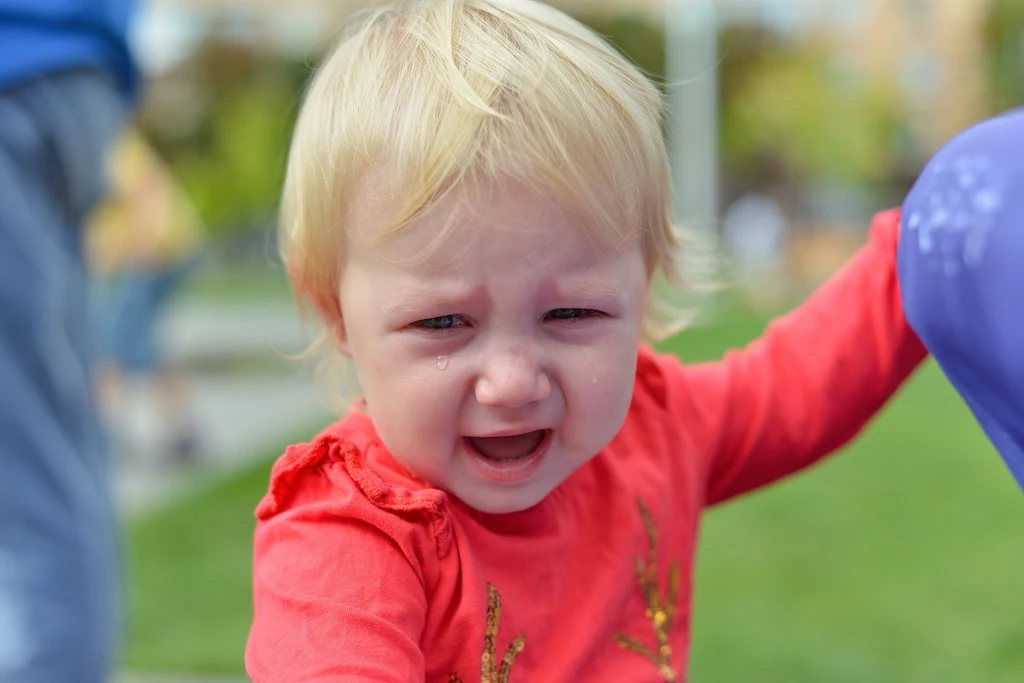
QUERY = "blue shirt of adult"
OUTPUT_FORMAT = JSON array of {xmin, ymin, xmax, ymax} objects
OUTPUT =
[{"xmin": 0, "ymin": 0, "xmax": 137, "ymax": 100}]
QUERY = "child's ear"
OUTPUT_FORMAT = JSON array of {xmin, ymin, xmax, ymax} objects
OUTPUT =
[
  {"xmin": 334, "ymin": 318, "xmax": 352, "ymax": 357},
  {"xmin": 310, "ymin": 289, "xmax": 352, "ymax": 356}
]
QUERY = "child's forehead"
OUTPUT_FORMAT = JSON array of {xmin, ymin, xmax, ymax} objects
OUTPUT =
[{"xmin": 346, "ymin": 171, "xmax": 622, "ymax": 265}]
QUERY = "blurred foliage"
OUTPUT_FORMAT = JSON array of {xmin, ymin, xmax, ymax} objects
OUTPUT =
[
  {"xmin": 140, "ymin": 40, "xmax": 312, "ymax": 239},
  {"xmin": 583, "ymin": 13, "xmax": 666, "ymax": 82},
  {"xmin": 582, "ymin": 16, "xmax": 905, "ymax": 189},
  {"xmin": 170, "ymin": 82, "xmax": 293, "ymax": 236},
  {"xmin": 140, "ymin": 13, "xmax": 919, "ymax": 239},
  {"xmin": 720, "ymin": 30, "xmax": 904, "ymax": 185},
  {"xmin": 984, "ymin": 0, "xmax": 1024, "ymax": 112}
]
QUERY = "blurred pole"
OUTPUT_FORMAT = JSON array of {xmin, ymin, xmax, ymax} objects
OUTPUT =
[{"xmin": 665, "ymin": 0, "xmax": 719, "ymax": 318}]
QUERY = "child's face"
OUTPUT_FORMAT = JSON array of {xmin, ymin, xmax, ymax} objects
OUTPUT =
[{"xmin": 338, "ymin": 179, "xmax": 649, "ymax": 513}]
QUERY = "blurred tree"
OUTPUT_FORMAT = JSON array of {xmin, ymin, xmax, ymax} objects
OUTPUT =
[
  {"xmin": 581, "ymin": 13, "xmax": 666, "ymax": 83},
  {"xmin": 721, "ymin": 37, "xmax": 903, "ymax": 186},
  {"xmin": 984, "ymin": 0, "xmax": 1024, "ymax": 112},
  {"xmin": 718, "ymin": 23, "xmax": 787, "ymax": 120},
  {"xmin": 169, "ymin": 82, "xmax": 296, "ymax": 238},
  {"xmin": 573, "ymin": 16, "xmax": 909, "ymax": 220},
  {"xmin": 717, "ymin": 23, "xmax": 791, "ymax": 203},
  {"xmin": 139, "ymin": 38, "xmax": 311, "ymax": 240}
]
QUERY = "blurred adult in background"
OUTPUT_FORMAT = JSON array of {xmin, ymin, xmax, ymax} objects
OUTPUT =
[
  {"xmin": 89, "ymin": 127, "xmax": 207, "ymax": 466},
  {"xmin": 0, "ymin": 1, "xmax": 136, "ymax": 682}
]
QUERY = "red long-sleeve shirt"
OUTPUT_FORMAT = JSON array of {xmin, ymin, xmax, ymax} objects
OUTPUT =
[{"xmin": 246, "ymin": 209, "xmax": 926, "ymax": 682}]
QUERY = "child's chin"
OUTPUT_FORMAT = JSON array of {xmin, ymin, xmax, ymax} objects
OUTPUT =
[{"xmin": 460, "ymin": 482, "xmax": 553, "ymax": 515}]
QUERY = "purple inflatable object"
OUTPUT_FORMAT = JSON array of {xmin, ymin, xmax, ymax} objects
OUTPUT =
[{"xmin": 897, "ymin": 109, "xmax": 1024, "ymax": 489}]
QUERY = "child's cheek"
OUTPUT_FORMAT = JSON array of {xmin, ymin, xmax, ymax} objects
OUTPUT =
[{"xmin": 565, "ymin": 343, "xmax": 634, "ymax": 413}]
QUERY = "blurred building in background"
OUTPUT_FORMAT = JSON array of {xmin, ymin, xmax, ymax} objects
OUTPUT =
[{"xmin": 827, "ymin": 0, "xmax": 991, "ymax": 150}]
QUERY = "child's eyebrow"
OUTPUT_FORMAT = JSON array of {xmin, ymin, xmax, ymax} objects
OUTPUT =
[
  {"xmin": 548, "ymin": 277, "xmax": 626, "ymax": 303},
  {"xmin": 378, "ymin": 273, "xmax": 628, "ymax": 316},
  {"xmin": 379, "ymin": 280, "xmax": 478, "ymax": 315}
]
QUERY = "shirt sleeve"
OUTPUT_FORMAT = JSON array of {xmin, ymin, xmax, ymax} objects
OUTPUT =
[
  {"xmin": 669, "ymin": 209, "xmax": 927, "ymax": 504},
  {"xmin": 246, "ymin": 458, "xmax": 430, "ymax": 682}
]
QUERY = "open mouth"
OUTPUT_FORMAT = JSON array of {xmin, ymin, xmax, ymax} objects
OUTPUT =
[
  {"xmin": 464, "ymin": 429, "xmax": 551, "ymax": 483},
  {"xmin": 467, "ymin": 429, "xmax": 548, "ymax": 462}
]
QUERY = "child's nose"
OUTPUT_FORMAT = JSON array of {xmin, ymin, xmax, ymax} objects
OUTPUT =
[{"xmin": 474, "ymin": 345, "xmax": 551, "ymax": 408}]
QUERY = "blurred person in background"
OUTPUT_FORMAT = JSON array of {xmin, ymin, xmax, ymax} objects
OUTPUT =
[
  {"xmin": 0, "ymin": 1, "xmax": 136, "ymax": 682},
  {"xmin": 88, "ymin": 126, "xmax": 206, "ymax": 467},
  {"xmin": 722, "ymin": 191, "xmax": 789, "ymax": 308},
  {"xmin": 898, "ymin": 109, "xmax": 1024, "ymax": 491}
]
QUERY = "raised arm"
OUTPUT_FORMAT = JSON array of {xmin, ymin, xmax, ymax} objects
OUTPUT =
[{"xmin": 667, "ymin": 209, "xmax": 926, "ymax": 504}]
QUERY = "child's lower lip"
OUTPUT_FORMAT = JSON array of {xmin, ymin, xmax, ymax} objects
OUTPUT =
[{"xmin": 464, "ymin": 431, "xmax": 552, "ymax": 483}]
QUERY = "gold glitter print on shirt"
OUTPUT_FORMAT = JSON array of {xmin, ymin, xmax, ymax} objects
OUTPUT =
[
  {"xmin": 450, "ymin": 582, "xmax": 526, "ymax": 683},
  {"xmin": 613, "ymin": 499, "xmax": 681, "ymax": 682}
]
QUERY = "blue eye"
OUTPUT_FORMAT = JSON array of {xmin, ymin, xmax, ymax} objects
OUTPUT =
[
  {"xmin": 415, "ymin": 314, "xmax": 467, "ymax": 330},
  {"xmin": 547, "ymin": 308, "xmax": 603, "ymax": 322}
]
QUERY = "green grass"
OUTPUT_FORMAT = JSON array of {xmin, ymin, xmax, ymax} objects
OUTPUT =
[
  {"xmin": 124, "ymin": 314, "xmax": 1024, "ymax": 678},
  {"xmin": 662, "ymin": 316, "xmax": 1024, "ymax": 682},
  {"xmin": 123, "ymin": 458, "xmax": 275, "ymax": 673},
  {"xmin": 179, "ymin": 265, "xmax": 293, "ymax": 304}
]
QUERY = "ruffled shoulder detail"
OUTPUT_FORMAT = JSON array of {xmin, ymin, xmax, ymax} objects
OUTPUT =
[{"xmin": 255, "ymin": 430, "xmax": 454, "ymax": 554}]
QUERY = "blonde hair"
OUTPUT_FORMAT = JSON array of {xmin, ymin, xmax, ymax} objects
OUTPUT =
[{"xmin": 281, "ymin": 0, "xmax": 690, "ymax": 389}]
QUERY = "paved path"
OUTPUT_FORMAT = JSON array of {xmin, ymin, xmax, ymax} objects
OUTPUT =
[
  {"xmin": 160, "ymin": 300, "xmax": 315, "ymax": 364},
  {"xmin": 113, "ymin": 300, "xmax": 334, "ymax": 516}
]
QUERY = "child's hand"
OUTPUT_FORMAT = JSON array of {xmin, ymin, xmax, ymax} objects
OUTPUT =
[{"xmin": 897, "ymin": 109, "xmax": 1024, "ymax": 489}]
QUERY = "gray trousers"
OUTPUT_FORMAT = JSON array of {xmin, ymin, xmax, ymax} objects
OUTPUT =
[{"xmin": 0, "ymin": 68, "xmax": 125, "ymax": 683}]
